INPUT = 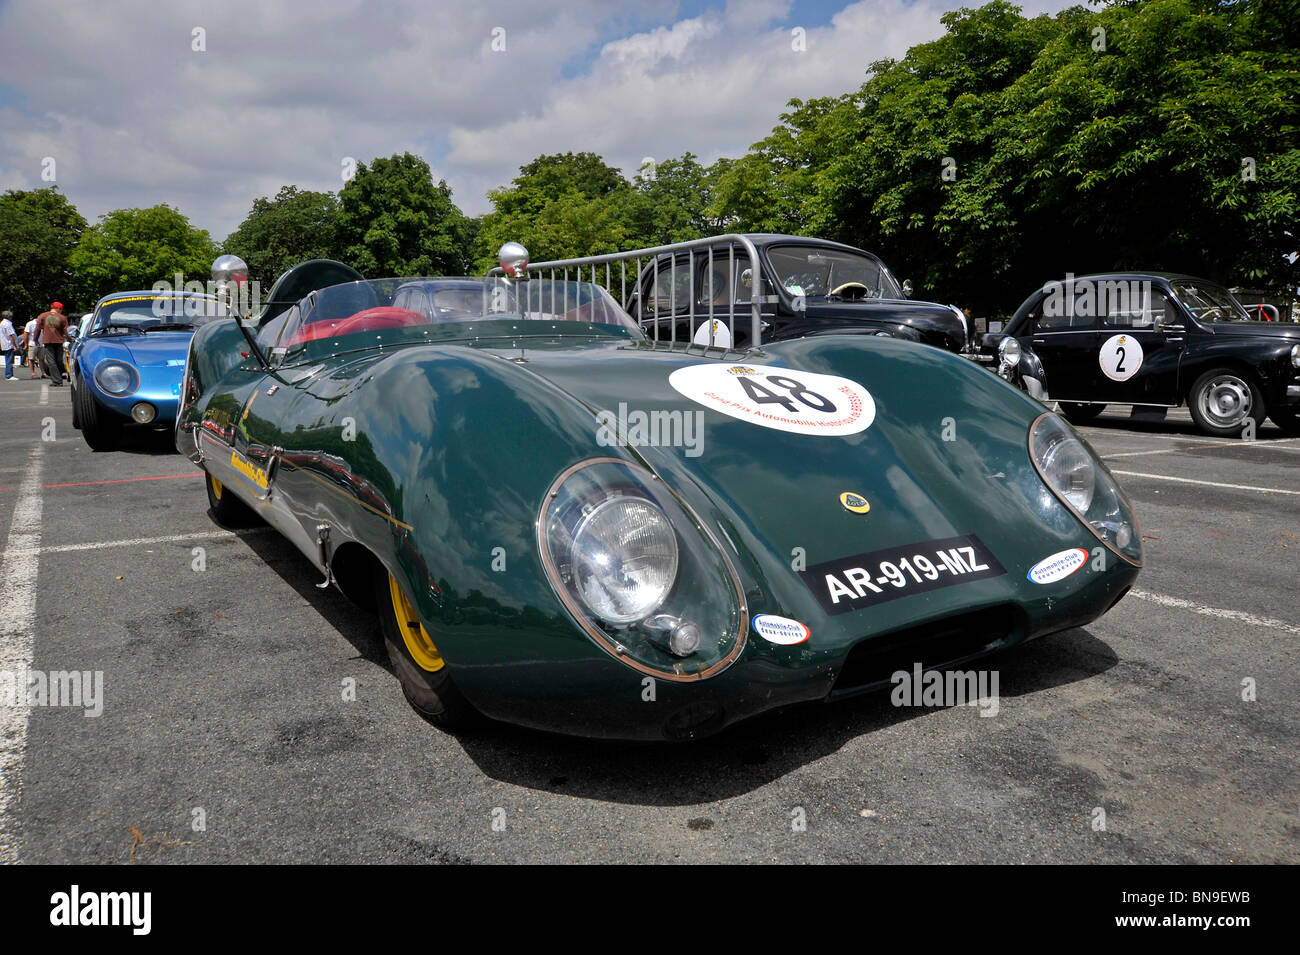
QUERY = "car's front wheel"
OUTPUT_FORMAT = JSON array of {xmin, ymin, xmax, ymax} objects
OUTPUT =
[
  {"xmin": 1188, "ymin": 369, "xmax": 1265, "ymax": 437},
  {"xmin": 1058, "ymin": 401, "xmax": 1105, "ymax": 425},
  {"xmin": 75, "ymin": 380, "xmax": 121, "ymax": 450},
  {"xmin": 204, "ymin": 470, "xmax": 258, "ymax": 526},
  {"xmin": 376, "ymin": 567, "xmax": 479, "ymax": 731}
]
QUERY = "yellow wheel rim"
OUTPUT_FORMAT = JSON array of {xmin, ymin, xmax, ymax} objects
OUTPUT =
[
  {"xmin": 388, "ymin": 573, "xmax": 444, "ymax": 672},
  {"xmin": 210, "ymin": 474, "xmax": 223, "ymax": 499}
]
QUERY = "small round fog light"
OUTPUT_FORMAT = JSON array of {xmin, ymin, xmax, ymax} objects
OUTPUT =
[{"xmin": 131, "ymin": 402, "xmax": 156, "ymax": 424}]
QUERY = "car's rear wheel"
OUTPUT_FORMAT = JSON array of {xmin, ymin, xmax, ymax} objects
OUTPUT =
[
  {"xmin": 376, "ymin": 566, "xmax": 479, "ymax": 731},
  {"xmin": 204, "ymin": 470, "xmax": 258, "ymax": 526},
  {"xmin": 1058, "ymin": 402, "xmax": 1105, "ymax": 425},
  {"xmin": 1268, "ymin": 407, "xmax": 1300, "ymax": 436},
  {"xmin": 1188, "ymin": 368, "xmax": 1265, "ymax": 437},
  {"xmin": 76, "ymin": 379, "xmax": 121, "ymax": 450}
]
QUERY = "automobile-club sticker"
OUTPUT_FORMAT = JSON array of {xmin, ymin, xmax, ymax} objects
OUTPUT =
[
  {"xmin": 799, "ymin": 535, "xmax": 1005, "ymax": 616},
  {"xmin": 752, "ymin": 614, "xmax": 811, "ymax": 645},
  {"xmin": 1027, "ymin": 548, "xmax": 1089, "ymax": 584},
  {"xmin": 668, "ymin": 363, "xmax": 875, "ymax": 436},
  {"xmin": 1099, "ymin": 334, "xmax": 1143, "ymax": 381}
]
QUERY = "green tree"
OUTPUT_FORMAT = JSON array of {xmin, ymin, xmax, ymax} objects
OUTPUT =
[
  {"xmin": 629, "ymin": 152, "xmax": 735, "ymax": 246},
  {"xmin": 338, "ymin": 153, "xmax": 472, "ymax": 276},
  {"xmin": 715, "ymin": 0, "xmax": 1299, "ymax": 312},
  {"xmin": 474, "ymin": 152, "xmax": 637, "ymax": 270},
  {"xmin": 223, "ymin": 186, "xmax": 343, "ymax": 289},
  {"xmin": 69, "ymin": 204, "xmax": 218, "ymax": 306},
  {"xmin": 0, "ymin": 187, "xmax": 87, "ymax": 319}
]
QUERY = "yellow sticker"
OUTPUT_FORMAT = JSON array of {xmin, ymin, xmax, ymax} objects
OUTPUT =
[
  {"xmin": 229, "ymin": 450, "xmax": 269, "ymax": 491},
  {"xmin": 840, "ymin": 491, "xmax": 870, "ymax": 514}
]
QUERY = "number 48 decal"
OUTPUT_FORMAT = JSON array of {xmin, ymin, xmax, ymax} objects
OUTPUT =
[
  {"xmin": 736, "ymin": 374, "xmax": 836, "ymax": 413},
  {"xmin": 668, "ymin": 363, "xmax": 877, "ymax": 436}
]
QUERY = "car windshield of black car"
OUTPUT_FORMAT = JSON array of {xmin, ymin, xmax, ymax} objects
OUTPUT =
[
  {"xmin": 1170, "ymin": 280, "xmax": 1252, "ymax": 322},
  {"xmin": 765, "ymin": 246, "xmax": 901, "ymax": 301}
]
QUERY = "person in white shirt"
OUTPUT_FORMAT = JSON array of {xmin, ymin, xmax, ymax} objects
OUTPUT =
[
  {"xmin": 0, "ymin": 311, "xmax": 17, "ymax": 380},
  {"xmin": 23, "ymin": 317, "xmax": 41, "ymax": 379}
]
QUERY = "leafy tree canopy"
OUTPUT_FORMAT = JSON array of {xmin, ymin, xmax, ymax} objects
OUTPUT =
[
  {"xmin": 338, "ymin": 152, "xmax": 473, "ymax": 277},
  {"xmin": 0, "ymin": 187, "xmax": 87, "ymax": 319},
  {"xmin": 223, "ymin": 186, "xmax": 343, "ymax": 290},
  {"xmin": 68, "ymin": 204, "xmax": 218, "ymax": 307}
]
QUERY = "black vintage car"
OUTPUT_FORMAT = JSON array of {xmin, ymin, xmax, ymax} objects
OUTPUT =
[
  {"xmin": 625, "ymin": 234, "xmax": 968, "ymax": 354},
  {"xmin": 982, "ymin": 273, "xmax": 1300, "ymax": 436}
]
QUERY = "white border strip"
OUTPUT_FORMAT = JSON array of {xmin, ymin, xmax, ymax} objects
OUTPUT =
[{"xmin": 0, "ymin": 445, "xmax": 44, "ymax": 863}]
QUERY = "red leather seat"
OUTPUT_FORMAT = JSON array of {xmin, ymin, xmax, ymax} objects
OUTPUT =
[{"xmin": 286, "ymin": 307, "xmax": 426, "ymax": 345}]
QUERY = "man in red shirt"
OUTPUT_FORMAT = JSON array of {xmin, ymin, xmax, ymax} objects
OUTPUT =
[{"xmin": 35, "ymin": 302, "xmax": 69, "ymax": 386}]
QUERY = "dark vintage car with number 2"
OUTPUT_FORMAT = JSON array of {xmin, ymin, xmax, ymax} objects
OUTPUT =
[
  {"xmin": 175, "ymin": 247, "xmax": 1142, "ymax": 740},
  {"xmin": 983, "ymin": 273, "xmax": 1300, "ymax": 437}
]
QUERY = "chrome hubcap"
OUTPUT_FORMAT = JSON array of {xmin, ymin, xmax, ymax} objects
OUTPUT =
[{"xmin": 1199, "ymin": 376, "xmax": 1252, "ymax": 427}]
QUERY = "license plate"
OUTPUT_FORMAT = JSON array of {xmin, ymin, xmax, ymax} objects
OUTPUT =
[{"xmin": 800, "ymin": 534, "xmax": 1005, "ymax": 616}]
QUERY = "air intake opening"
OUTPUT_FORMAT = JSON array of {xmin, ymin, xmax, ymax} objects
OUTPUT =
[{"xmin": 832, "ymin": 604, "xmax": 1021, "ymax": 696}]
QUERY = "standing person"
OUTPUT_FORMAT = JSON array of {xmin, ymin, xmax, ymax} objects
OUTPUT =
[
  {"xmin": 23, "ymin": 315, "xmax": 41, "ymax": 379},
  {"xmin": 0, "ymin": 311, "xmax": 17, "ymax": 380},
  {"xmin": 35, "ymin": 302, "xmax": 68, "ymax": 386}
]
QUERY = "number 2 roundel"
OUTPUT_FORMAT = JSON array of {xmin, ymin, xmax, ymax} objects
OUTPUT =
[
  {"xmin": 1099, "ymin": 334, "xmax": 1143, "ymax": 382},
  {"xmin": 668, "ymin": 364, "xmax": 876, "ymax": 436}
]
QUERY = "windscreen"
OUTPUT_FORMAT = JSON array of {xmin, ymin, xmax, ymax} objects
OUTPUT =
[
  {"xmin": 766, "ymin": 246, "xmax": 902, "ymax": 300},
  {"xmin": 1170, "ymin": 280, "xmax": 1252, "ymax": 323},
  {"xmin": 270, "ymin": 276, "xmax": 639, "ymax": 355},
  {"xmin": 92, "ymin": 294, "xmax": 226, "ymax": 335}
]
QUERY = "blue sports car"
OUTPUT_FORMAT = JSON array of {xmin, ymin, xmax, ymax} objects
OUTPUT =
[{"xmin": 71, "ymin": 289, "xmax": 226, "ymax": 450}]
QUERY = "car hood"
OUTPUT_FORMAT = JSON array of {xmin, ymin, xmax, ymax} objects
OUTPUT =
[
  {"xmin": 1202, "ymin": 321, "xmax": 1300, "ymax": 342},
  {"xmin": 114, "ymin": 332, "xmax": 194, "ymax": 367},
  {"xmin": 490, "ymin": 335, "xmax": 1105, "ymax": 647}
]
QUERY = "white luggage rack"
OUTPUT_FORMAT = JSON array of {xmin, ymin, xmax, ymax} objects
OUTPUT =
[{"xmin": 487, "ymin": 235, "xmax": 773, "ymax": 352}]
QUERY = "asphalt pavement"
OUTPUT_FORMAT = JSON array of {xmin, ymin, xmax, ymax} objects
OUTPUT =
[{"xmin": 1, "ymin": 372, "xmax": 1295, "ymax": 864}]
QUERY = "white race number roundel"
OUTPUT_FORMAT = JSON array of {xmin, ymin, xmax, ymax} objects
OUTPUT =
[
  {"xmin": 668, "ymin": 364, "xmax": 875, "ymax": 436},
  {"xmin": 1099, "ymin": 334, "xmax": 1143, "ymax": 382}
]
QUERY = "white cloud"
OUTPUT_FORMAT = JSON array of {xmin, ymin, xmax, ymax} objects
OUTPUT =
[{"xmin": 0, "ymin": 0, "xmax": 1081, "ymax": 240}]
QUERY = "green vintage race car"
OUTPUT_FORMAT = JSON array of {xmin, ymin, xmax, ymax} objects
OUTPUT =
[{"xmin": 176, "ymin": 242, "xmax": 1141, "ymax": 740}]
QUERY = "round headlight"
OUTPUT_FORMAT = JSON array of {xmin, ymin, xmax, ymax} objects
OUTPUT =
[
  {"xmin": 1029, "ymin": 413, "xmax": 1141, "ymax": 565},
  {"xmin": 571, "ymin": 496, "xmax": 678, "ymax": 624},
  {"xmin": 1035, "ymin": 427, "xmax": 1095, "ymax": 512},
  {"xmin": 539, "ymin": 458, "xmax": 747, "ymax": 681},
  {"xmin": 131, "ymin": 402, "xmax": 156, "ymax": 424},
  {"xmin": 95, "ymin": 361, "xmax": 137, "ymax": 395},
  {"xmin": 998, "ymin": 336, "xmax": 1022, "ymax": 364}
]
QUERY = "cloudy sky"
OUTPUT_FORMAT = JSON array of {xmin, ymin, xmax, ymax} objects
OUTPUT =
[{"xmin": 0, "ymin": 0, "xmax": 1078, "ymax": 241}]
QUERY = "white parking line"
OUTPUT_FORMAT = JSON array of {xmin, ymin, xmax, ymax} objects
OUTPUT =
[
  {"xmin": 1104, "ymin": 441, "xmax": 1300, "ymax": 459},
  {"xmin": 1130, "ymin": 590, "xmax": 1300, "ymax": 636},
  {"xmin": 39, "ymin": 528, "xmax": 271, "ymax": 555},
  {"xmin": 1109, "ymin": 469, "xmax": 1300, "ymax": 496},
  {"xmin": 0, "ymin": 445, "xmax": 44, "ymax": 864}
]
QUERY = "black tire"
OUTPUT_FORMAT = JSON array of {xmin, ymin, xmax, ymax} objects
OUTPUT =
[
  {"xmin": 1187, "ymin": 368, "xmax": 1266, "ymax": 438},
  {"xmin": 1268, "ymin": 407, "xmax": 1300, "ymax": 436},
  {"xmin": 204, "ymin": 469, "xmax": 259, "ymax": 527},
  {"xmin": 75, "ymin": 378, "xmax": 121, "ymax": 450},
  {"xmin": 375, "ymin": 565, "xmax": 480, "ymax": 731},
  {"xmin": 1058, "ymin": 401, "xmax": 1105, "ymax": 425},
  {"xmin": 70, "ymin": 372, "xmax": 82, "ymax": 430}
]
